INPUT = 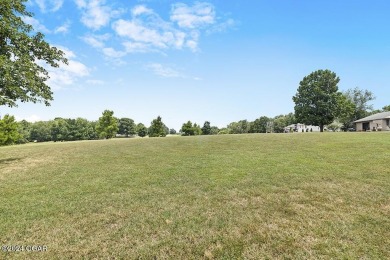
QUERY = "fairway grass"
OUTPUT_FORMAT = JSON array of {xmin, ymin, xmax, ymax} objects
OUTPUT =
[{"xmin": 1, "ymin": 133, "xmax": 390, "ymax": 259}]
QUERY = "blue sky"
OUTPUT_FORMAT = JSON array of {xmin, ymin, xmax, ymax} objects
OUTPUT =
[{"xmin": 3, "ymin": 0, "xmax": 390, "ymax": 130}]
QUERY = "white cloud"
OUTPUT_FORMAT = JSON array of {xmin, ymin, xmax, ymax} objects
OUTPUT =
[
  {"xmin": 79, "ymin": 2, "xmax": 234, "ymax": 61},
  {"xmin": 170, "ymin": 2, "xmax": 215, "ymax": 29},
  {"xmin": 132, "ymin": 5, "xmax": 153, "ymax": 16},
  {"xmin": 102, "ymin": 47, "xmax": 126, "ymax": 58},
  {"xmin": 35, "ymin": 0, "xmax": 64, "ymax": 12},
  {"xmin": 22, "ymin": 17, "xmax": 50, "ymax": 33},
  {"xmin": 113, "ymin": 19, "xmax": 173, "ymax": 49},
  {"xmin": 111, "ymin": 5, "xmax": 193, "ymax": 53},
  {"xmin": 41, "ymin": 47, "xmax": 90, "ymax": 90},
  {"xmin": 74, "ymin": 0, "xmax": 87, "ymax": 8},
  {"xmin": 207, "ymin": 18, "xmax": 236, "ymax": 34},
  {"xmin": 82, "ymin": 34, "xmax": 110, "ymax": 48},
  {"xmin": 147, "ymin": 63, "xmax": 182, "ymax": 78},
  {"xmin": 77, "ymin": 0, "xmax": 112, "ymax": 30},
  {"xmin": 86, "ymin": 79, "xmax": 105, "ymax": 85},
  {"xmin": 122, "ymin": 41, "xmax": 152, "ymax": 53},
  {"xmin": 54, "ymin": 21, "xmax": 71, "ymax": 34}
]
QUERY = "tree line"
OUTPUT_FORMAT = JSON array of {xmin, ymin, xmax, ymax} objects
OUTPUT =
[{"xmin": 1, "ymin": 3, "xmax": 388, "ymax": 145}]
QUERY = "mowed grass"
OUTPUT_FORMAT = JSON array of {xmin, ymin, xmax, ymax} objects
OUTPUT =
[{"xmin": 1, "ymin": 133, "xmax": 390, "ymax": 259}]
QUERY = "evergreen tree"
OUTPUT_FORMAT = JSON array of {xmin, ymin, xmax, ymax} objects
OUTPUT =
[
  {"xmin": 149, "ymin": 116, "xmax": 166, "ymax": 137},
  {"xmin": 96, "ymin": 110, "xmax": 118, "ymax": 139},
  {"xmin": 0, "ymin": 114, "xmax": 20, "ymax": 145}
]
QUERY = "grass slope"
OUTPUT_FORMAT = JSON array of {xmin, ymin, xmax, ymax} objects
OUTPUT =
[{"xmin": 1, "ymin": 133, "xmax": 390, "ymax": 259}]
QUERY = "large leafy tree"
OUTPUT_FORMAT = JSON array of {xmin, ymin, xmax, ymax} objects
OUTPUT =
[
  {"xmin": 339, "ymin": 87, "xmax": 376, "ymax": 129},
  {"xmin": 50, "ymin": 118, "xmax": 69, "ymax": 142},
  {"xmin": 181, "ymin": 121, "xmax": 201, "ymax": 136},
  {"xmin": 0, "ymin": 0, "xmax": 67, "ymax": 107},
  {"xmin": 149, "ymin": 116, "xmax": 166, "ymax": 137},
  {"xmin": 29, "ymin": 121, "xmax": 51, "ymax": 142},
  {"xmin": 249, "ymin": 116, "xmax": 269, "ymax": 133},
  {"xmin": 96, "ymin": 110, "xmax": 118, "ymax": 139},
  {"xmin": 136, "ymin": 123, "xmax": 147, "ymax": 137},
  {"xmin": 292, "ymin": 69, "xmax": 341, "ymax": 132},
  {"xmin": 118, "ymin": 118, "xmax": 136, "ymax": 137},
  {"xmin": 0, "ymin": 114, "xmax": 20, "ymax": 145}
]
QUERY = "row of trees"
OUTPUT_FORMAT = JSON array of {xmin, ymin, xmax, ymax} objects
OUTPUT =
[
  {"xmin": 179, "ymin": 113, "xmax": 296, "ymax": 136},
  {"xmin": 1, "ymin": 85, "xmax": 384, "ymax": 145},
  {"xmin": 0, "ymin": 111, "xmax": 171, "ymax": 145}
]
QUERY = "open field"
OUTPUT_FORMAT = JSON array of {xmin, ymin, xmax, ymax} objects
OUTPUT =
[{"xmin": 1, "ymin": 133, "xmax": 390, "ymax": 259}]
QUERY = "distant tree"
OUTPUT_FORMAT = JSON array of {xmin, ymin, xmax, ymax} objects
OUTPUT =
[
  {"xmin": 66, "ymin": 118, "xmax": 96, "ymax": 140},
  {"xmin": 96, "ymin": 110, "xmax": 118, "ymax": 139},
  {"xmin": 218, "ymin": 128, "xmax": 230, "ymax": 134},
  {"xmin": 201, "ymin": 121, "xmax": 211, "ymax": 135},
  {"xmin": 292, "ymin": 69, "xmax": 341, "ymax": 132},
  {"xmin": 273, "ymin": 115, "xmax": 287, "ymax": 133},
  {"xmin": 50, "ymin": 118, "xmax": 69, "ymax": 142},
  {"xmin": 181, "ymin": 121, "xmax": 195, "ymax": 136},
  {"xmin": 149, "ymin": 116, "xmax": 166, "ymax": 137},
  {"xmin": 382, "ymin": 105, "xmax": 390, "ymax": 112},
  {"xmin": 65, "ymin": 118, "xmax": 78, "ymax": 141},
  {"xmin": 228, "ymin": 120, "xmax": 249, "ymax": 134},
  {"xmin": 163, "ymin": 124, "xmax": 170, "ymax": 136},
  {"xmin": 0, "ymin": 0, "xmax": 67, "ymax": 107},
  {"xmin": 336, "ymin": 94, "xmax": 356, "ymax": 131},
  {"xmin": 0, "ymin": 114, "xmax": 20, "ymax": 145},
  {"xmin": 136, "ymin": 123, "xmax": 147, "ymax": 137},
  {"xmin": 338, "ymin": 87, "xmax": 375, "ymax": 130},
  {"xmin": 249, "ymin": 116, "xmax": 269, "ymax": 133},
  {"xmin": 273, "ymin": 113, "xmax": 296, "ymax": 133},
  {"xmin": 193, "ymin": 123, "xmax": 202, "ymax": 135},
  {"xmin": 210, "ymin": 126, "xmax": 219, "ymax": 135},
  {"xmin": 118, "ymin": 118, "xmax": 136, "ymax": 137},
  {"xmin": 169, "ymin": 128, "xmax": 177, "ymax": 135},
  {"xmin": 17, "ymin": 119, "xmax": 31, "ymax": 143},
  {"xmin": 30, "ymin": 121, "xmax": 51, "ymax": 142}
]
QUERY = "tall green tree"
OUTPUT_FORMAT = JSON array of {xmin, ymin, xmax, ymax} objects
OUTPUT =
[
  {"xmin": 181, "ymin": 121, "xmax": 202, "ymax": 136},
  {"xmin": 118, "ymin": 118, "xmax": 136, "ymax": 137},
  {"xmin": 96, "ymin": 110, "xmax": 118, "ymax": 139},
  {"xmin": 292, "ymin": 69, "xmax": 341, "ymax": 132},
  {"xmin": 0, "ymin": 114, "xmax": 20, "ymax": 145},
  {"xmin": 382, "ymin": 105, "xmax": 390, "ymax": 112},
  {"xmin": 149, "ymin": 116, "xmax": 166, "ymax": 137},
  {"xmin": 0, "ymin": 0, "xmax": 67, "ymax": 107},
  {"xmin": 201, "ymin": 121, "xmax": 211, "ymax": 135},
  {"xmin": 29, "ymin": 121, "xmax": 51, "ymax": 142},
  {"xmin": 50, "ymin": 118, "xmax": 69, "ymax": 142},
  {"xmin": 249, "ymin": 116, "xmax": 269, "ymax": 133},
  {"xmin": 136, "ymin": 123, "xmax": 147, "ymax": 137},
  {"xmin": 273, "ymin": 113, "xmax": 296, "ymax": 133},
  {"xmin": 228, "ymin": 120, "xmax": 249, "ymax": 134},
  {"xmin": 17, "ymin": 119, "xmax": 31, "ymax": 143},
  {"xmin": 338, "ymin": 87, "xmax": 375, "ymax": 130}
]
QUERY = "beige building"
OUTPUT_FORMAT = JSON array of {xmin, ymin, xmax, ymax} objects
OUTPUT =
[{"xmin": 354, "ymin": 111, "xmax": 390, "ymax": 131}]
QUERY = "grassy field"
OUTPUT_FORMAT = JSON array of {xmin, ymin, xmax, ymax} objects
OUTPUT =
[{"xmin": 1, "ymin": 133, "xmax": 389, "ymax": 259}]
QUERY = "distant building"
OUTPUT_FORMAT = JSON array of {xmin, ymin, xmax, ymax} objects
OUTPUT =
[
  {"xmin": 354, "ymin": 111, "xmax": 390, "ymax": 131},
  {"xmin": 284, "ymin": 124, "xmax": 321, "ymax": 133}
]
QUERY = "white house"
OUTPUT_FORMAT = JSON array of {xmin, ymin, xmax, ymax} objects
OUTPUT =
[
  {"xmin": 285, "ymin": 124, "xmax": 321, "ymax": 133},
  {"xmin": 354, "ymin": 111, "xmax": 390, "ymax": 131}
]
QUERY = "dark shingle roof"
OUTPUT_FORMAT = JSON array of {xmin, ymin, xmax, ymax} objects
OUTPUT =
[{"xmin": 354, "ymin": 111, "xmax": 390, "ymax": 123}]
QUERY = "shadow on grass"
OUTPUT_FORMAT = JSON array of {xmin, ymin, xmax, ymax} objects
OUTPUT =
[{"xmin": 0, "ymin": 157, "xmax": 24, "ymax": 165}]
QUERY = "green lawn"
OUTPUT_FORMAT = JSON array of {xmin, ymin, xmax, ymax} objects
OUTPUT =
[{"xmin": 1, "ymin": 133, "xmax": 389, "ymax": 259}]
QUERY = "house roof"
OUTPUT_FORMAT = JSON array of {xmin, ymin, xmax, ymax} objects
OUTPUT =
[{"xmin": 354, "ymin": 111, "xmax": 390, "ymax": 123}]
